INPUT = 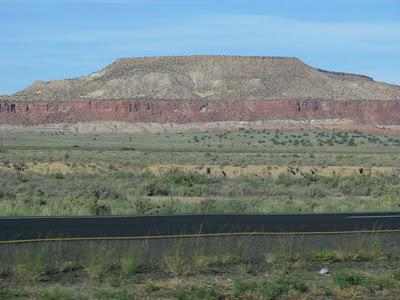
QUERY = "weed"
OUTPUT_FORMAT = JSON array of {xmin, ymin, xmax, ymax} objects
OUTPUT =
[
  {"xmin": 233, "ymin": 273, "xmax": 309, "ymax": 299},
  {"xmin": 120, "ymin": 254, "xmax": 142, "ymax": 276},
  {"xmin": 88, "ymin": 199, "xmax": 112, "ymax": 215},
  {"xmin": 84, "ymin": 259, "xmax": 109, "ymax": 280},
  {"xmin": 84, "ymin": 248, "xmax": 114, "ymax": 280},
  {"xmin": 192, "ymin": 286, "xmax": 221, "ymax": 299},
  {"xmin": 60, "ymin": 261, "xmax": 81, "ymax": 273},
  {"xmin": 191, "ymin": 254, "xmax": 211, "ymax": 274},
  {"xmin": 233, "ymin": 279, "xmax": 271, "ymax": 297},
  {"xmin": 38, "ymin": 288, "xmax": 85, "ymax": 300},
  {"xmin": 332, "ymin": 271, "xmax": 373, "ymax": 289},
  {"xmin": 163, "ymin": 250, "xmax": 193, "ymax": 276},
  {"xmin": 0, "ymin": 287, "xmax": 23, "ymax": 300},
  {"xmin": 310, "ymin": 236, "xmax": 383, "ymax": 263},
  {"xmin": 173, "ymin": 286, "xmax": 222, "ymax": 300},
  {"xmin": 93, "ymin": 289, "xmax": 132, "ymax": 300},
  {"xmin": 310, "ymin": 249, "xmax": 338, "ymax": 263},
  {"xmin": 143, "ymin": 278, "xmax": 161, "ymax": 293},
  {"xmin": 265, "ymin": 237, "xmax": 305, "ymax": 268},
  {"xmin": 12, "ymin": 248, "xmax": 47, "ymax": 281},
  {"xmin": 392, "ymin": 268, "xmax": 400, "ymax": 281}
]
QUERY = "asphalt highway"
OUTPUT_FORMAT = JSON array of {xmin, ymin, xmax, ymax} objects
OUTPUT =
[{"xmin": 1, "ymin": 212, "xmax": 400, "ymax": 243}]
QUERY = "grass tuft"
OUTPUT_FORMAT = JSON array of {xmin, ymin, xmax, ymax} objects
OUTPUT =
[
  {"xmin": 12, "ymin": 249, "xmax": 47, "ymax": 282},
  {"xmin": 162, "ymin": 250, "xmax": 193, "ymax": 276},
  {"xmin": 83, "ymin": 247, "xmax": 114, "ymax": 281},
  {"xmin": 332, "ymin": 271, "xmax": 374, "ymax": 289},
  {"xmin": 38, "ymin": 287, "xmax": 85, "ymax": 300},
  {"xmin": 233, "ymin": 273, "xmax": 309, "ymax": 299},
  {"xmin": 120, "ymin": 254, "xmax": 142, "ymax": 276}
]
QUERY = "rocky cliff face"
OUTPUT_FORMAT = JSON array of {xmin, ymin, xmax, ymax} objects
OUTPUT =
[
  {"xmin": 1, "ymin": 99, "xmax": 400, "ymax": 128},
  {"xmin": 1, "ymin": 56, "xmax": 400, "ymax": 130}
]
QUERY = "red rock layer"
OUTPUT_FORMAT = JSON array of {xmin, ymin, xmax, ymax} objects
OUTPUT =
[{"xmin": 0, "ymin": 99, "xmax": 400, "ymax": 126}]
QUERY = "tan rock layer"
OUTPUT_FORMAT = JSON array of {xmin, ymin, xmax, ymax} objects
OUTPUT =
[
  {"xmin": 6, "ymin": 56, "xmax": 400, "ymax": 101},
  {"xmin": 1, "ymin": 99, "xmax": 400, "ymax": 126}
]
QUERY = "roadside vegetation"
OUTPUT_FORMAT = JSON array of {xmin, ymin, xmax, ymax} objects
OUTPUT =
[
  {"xmin": 1, "ymin": 169, "xmax": 400, "ymax": 215},
  {"xmin": 1, "ymin": 235, "xmax": 400, "ymax": 299}
]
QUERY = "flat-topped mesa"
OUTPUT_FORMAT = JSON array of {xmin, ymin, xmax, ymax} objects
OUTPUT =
[
  {"xmin": 7, "ymin": 55, "xmax": 400, "ymax": 102},
  {"xmin": 2, "ymin": 55, "xmax": 400, "ymax": 131},
  {"xmin": 114, "ymin": 55, "xmax": 301, "ymax": 63}
]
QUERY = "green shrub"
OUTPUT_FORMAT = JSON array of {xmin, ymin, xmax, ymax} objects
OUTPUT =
[
  {"xmin": 233, "ymin": 274, "xmax": 309, "ymax": 299},
  {"xmin": 120, "ymin": 254, "xmax": 141, "ymax": 276},
  {"xmin": 305, "ymin": 184, "xmax": 328, "ymax": 198},
  {"xmin": 143, "ymin": 171, "xmax": 212, "ymax": 197},
  {"xmin": 88, "ymin": 199, "xmax": 111, "ymax": 215},
  {"xmin": 53, "ymin": 172, "xmax": 65, "ymax": 180},
  {"xmin": 92, "ymin": 187, "xmax": 121, "ymax": 200},
  {"xmin": 134, "ymin": 197, "xmax": 160, "ymax": 214},
  {"xmin": 332, "ymin": 271, "xmax": 373, "ymax": 289},
  {"xmin": 311, "ymin": 238, "xmax": 382, "ymax": 263},
  {"xmin": 271, "ymin": 273, "xmax": 309, "ymax": 295},
  {"xmin": 332, "ymin": 270, "xmax": 392, "ymax": 291},
  {"xmin": 310, "ymin": 249, "xmax": 338, "ymax": 263}
]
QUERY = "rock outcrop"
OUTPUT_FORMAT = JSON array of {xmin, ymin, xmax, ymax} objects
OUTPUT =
[
  {"xmin": 1, "ymin": 99, "xmax": 400, "ymax": 128},
  {"xmin": 1, "ymin": 56, "xmax": 400, "ymax": 131}
]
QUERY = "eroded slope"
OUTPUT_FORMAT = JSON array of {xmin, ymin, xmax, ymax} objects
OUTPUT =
[{"xmin": 6, "ymin": 56, "xmax": 400, "ymax": 101}]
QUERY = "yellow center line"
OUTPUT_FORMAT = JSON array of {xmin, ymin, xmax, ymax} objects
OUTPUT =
[{"xmin": 1, "ymin": 229, "xmax": 400, "ymax": 244}]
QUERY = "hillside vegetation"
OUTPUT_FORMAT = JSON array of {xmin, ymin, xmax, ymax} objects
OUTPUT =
[{"xmin": 5, "ymin": 56, "xmax": 400, "ymax": 101}]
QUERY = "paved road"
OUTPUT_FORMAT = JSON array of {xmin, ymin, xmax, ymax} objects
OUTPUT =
[{"xmin": 1, "ymin": 212, "xmax": 400, "ymax": 243}]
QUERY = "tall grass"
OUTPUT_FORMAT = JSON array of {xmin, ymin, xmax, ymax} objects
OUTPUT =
[
  {"xmin": 310, "ymin": 235, "xmax": 383, "ymax": 263},
  {"xmin": 1, "ymin": 170, "xmax": 400, "ymax": 216},
  {"xmin": 0, "ymin": 234, "xmax": 398, "ymax": 299}
]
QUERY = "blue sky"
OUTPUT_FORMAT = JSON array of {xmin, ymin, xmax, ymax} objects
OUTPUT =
[{"xmin": 0, "ymin": 0, "xmax": 399, "ymax": 95}]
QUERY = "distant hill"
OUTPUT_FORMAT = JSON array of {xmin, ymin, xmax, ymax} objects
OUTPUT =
[{"xmin": 4, "ymin": 55, "xmax": 400, "ymax": 101}]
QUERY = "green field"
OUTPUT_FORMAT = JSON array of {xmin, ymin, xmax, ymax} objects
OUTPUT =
[
  {"xmin": 1, "ymin": 129, "xmax": 400, "ymax": 216},
  {"xmin": 3, "ymin": 128, "xmax": 400, "ymax": 152}
]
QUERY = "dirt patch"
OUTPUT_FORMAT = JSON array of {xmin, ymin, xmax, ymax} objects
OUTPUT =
[
  {"xmin": 2, "ymin": 161, "xmax": 399, "ymax": 178},
  {"xmin": 147, "ymin": 164, "xmax": 400, "ymax": 178}
]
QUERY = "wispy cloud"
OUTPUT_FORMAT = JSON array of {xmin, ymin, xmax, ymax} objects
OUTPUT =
[{"xmin": 2, "ymin": 14, "xmax": 399, "ymax": 54}]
